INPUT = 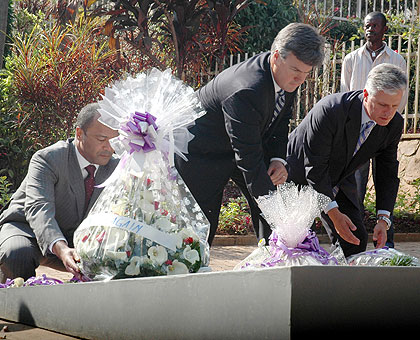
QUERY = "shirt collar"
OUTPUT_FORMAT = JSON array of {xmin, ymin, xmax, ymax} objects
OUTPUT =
[
  {"xmin": 360, "ymin": 42, "xmax": 390, "ymax": 58},
  {"xmin": 74, "ymin": 140, "xmax": 98, "ymax": 176},
  {"xmin": 361, "ymin": 103, "xmax": 376, "ymax": 129},
  {"xmin": 269, "ymin": 55, "xmax": 283, "ymax": 93}
]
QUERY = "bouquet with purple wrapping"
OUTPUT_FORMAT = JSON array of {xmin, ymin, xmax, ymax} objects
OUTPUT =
[
  {"xmin": 73, "ymin": 69, "xmax": 210, "ymax": 280},
  {"xmin": 235, "ymin": 182, "xmax": 341, "ymax": 269}
]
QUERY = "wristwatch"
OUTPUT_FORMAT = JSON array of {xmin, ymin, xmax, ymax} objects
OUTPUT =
[{"xmin": 377, "ymin": 215, "xmax": 391, "ymax": 230}]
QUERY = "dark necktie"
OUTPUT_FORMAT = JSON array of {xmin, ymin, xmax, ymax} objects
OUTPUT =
[
  {"xmin": 84, "ymin": 164, "xmax": 96, "ymax": 212},
  {"xmin": 270, "ymin": 89, "xmax": 286, "ymax": 125},
  {"xmin": 332, "ymin": 120, "xmax": 375, "ymax": 197}
]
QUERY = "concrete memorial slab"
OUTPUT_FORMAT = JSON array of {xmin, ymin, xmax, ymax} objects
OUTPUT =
[{"xmin": 1, "ymin": 266, "xmax": 419, "ymax": 339}]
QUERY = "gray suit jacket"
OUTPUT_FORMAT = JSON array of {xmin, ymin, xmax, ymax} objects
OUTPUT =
[{"xmin": 0, "ymin": 139, "xmax": 119, "ymax": 255}]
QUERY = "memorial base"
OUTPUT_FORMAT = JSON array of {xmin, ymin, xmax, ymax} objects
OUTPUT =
[{"xmin": 1, "ymin": 266, "xmax": 419, "ymax": 339}]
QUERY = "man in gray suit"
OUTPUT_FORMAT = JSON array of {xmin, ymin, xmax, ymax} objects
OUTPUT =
[{"xmin": 0, "ymin": 103, "xmax": 119, "ymax": 282}]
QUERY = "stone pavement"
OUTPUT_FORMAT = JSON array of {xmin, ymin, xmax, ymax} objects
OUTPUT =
[{"xmin": 1, "ymin": 240, "xmax": 419, "ymax": 339}]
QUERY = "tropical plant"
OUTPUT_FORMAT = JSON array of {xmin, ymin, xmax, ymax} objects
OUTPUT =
[
  {"xmin": 94, "ymin": 0, "xmax": 248, "ymax": 84},
  {"xmin": 7, "ymin": 17, "xmax": 120, "ymax": 149}
]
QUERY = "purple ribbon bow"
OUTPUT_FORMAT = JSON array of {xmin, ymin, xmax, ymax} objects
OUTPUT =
[
  {"xmin": 121, "ymin": 111, "xmax": 158, "ymax": 154},
  {"xmin": 259, "ymin": 230, "xmax": 338, "ymax": 267}
]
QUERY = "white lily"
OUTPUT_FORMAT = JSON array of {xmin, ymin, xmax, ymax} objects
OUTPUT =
[
  {"xmin": 166, "ymin": 260, "xmax": 189, "ymax": 275},
  {"xmin": 148, "ymin": 245, "xmax": 168, "ymax": 265},
  {"xmin": 183, "ymin": 245, "xmax": 200, "ymax": 265},
  {"xmin": 125, "ymin": 256, "xmax": 142, "ymax": 276}
]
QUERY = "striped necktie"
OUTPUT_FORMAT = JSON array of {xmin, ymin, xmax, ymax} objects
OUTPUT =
[
  {"xmin": 332, "ymin": 120, "xmax": 375, "ymax": 197},
  {"xmin": 353, "ymin": 120, "xmax": 375, "ymax": 156},
  {"xmin": 270, "ymin": 89, "xmax": 286, "ymax": 125}
]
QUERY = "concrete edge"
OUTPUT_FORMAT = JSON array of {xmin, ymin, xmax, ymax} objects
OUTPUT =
[{"xmin": 213, "ymin": 233, "xmax": 420, "ymax": 246}]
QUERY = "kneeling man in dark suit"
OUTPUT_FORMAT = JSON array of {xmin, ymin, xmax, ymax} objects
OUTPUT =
[
  {"xmin": 286, "ymin": 63, "xmax": 407, "ymax": 257},
  {"xmin": 0, "ymin": 103, "xmax": 119, "ymax": 282},
  {"xmin": 176, "ymin": 23, "xmax": 325, "ymax": 245}
]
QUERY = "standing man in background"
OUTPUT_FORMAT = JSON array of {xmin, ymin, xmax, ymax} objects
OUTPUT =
[{"xmin": 340, "ymin": 11, "xmax": 407, "ymax": 247}]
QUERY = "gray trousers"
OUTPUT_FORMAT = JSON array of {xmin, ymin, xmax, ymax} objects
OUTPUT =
[{"xmin": 0, "ymin": 225, "xmax": 66, "ymax": 283}]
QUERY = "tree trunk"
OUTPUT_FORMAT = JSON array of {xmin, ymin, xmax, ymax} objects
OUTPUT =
[{"xmin": 0, "ymin": 0, "xmax": 8, "ymax": 68}]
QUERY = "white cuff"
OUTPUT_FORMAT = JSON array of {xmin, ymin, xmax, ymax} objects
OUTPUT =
[
  {"xmin": 270, "ymin": 158, "xmax": 288, "ymax": 166},
  {"xmin": 324, "ymin": 200, "xmax": 339, "ymax": 214},
  {"xmin": 49, "ymin": 238, "xmax": 68, "ymax": 254},
  {"xmin": 377, "ymin": 210, "xmax": 391, "ymax": 217}
]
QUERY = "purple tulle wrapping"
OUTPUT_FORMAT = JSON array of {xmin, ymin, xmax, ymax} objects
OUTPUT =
[{"xmin": 260, "ymin": 230, "xmax": 339, "ymax": 267}]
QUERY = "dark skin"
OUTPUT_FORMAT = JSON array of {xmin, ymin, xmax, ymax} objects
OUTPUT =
[{"xmin": 364, "ymin": 14, "xmax": 388, "ymax": 60}]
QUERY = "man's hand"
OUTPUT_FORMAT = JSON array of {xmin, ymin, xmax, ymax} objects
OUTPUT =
[
  {"xmin": 373, "ymin": 220, "xmax": 388, "ymax": 248},
  {"xmin": 52, "ymin": 240, "xmax": 87, "ymax": 281},
  {"xmin": 327, "ymin": 207, "xmax": 360, "ymax": 245},
  {"xmin": 267, "ymin": 160, "xmax": 288, "ymax": 185}
]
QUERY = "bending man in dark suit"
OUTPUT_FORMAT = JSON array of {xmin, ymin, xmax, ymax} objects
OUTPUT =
[
  {"xmin": 286, "ymin": 63, "xmax": 407, "ymax": 257},
  {"xmin": 175, "ymin": 23, "xmax": 325, "ymax": 245},
  {"xmin": 0, "ymin": 103, "xmax": 119, "ymax": 282}
]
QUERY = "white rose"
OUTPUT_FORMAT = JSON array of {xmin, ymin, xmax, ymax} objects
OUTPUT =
[
  {"xmin": 180, "ymin": 228, "xmax": 199, "ymax": 242},
  {"xmin": 183, "ymin": 245, "xmax": 200, "ymax": 265},
  {"xmin": 13, "ymin": 277, "xmax": 24, "ymax": 287},
  {"xmin": 105, "ymin": 251, "xmax": 128, "ymax": 261},
  {"xmin": 139, "ymin": 199, "xmax": 155, "ymax": 213},
  {"xmin": 166, "ymin": 260, "xmax": 189, "ymax": 275},
  {"xmin": 155, "ymin": 217, "xmax": 172, "ymax": 232},
  {"xmin": 148, "ymin": 245, "xmax": 168, "ymax": 265},
  {"xmin": 142, "ymin": 190, "xmax": 154, "ymax": 203}
]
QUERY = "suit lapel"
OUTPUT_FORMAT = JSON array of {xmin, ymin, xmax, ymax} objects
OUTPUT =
[
  {"xmin": 68, "ymin": 141, "xmax": 85, "ymax": 221},
  {"xmin": 345, "ymin": 95, "xmax": 363, "ymax": 167}
]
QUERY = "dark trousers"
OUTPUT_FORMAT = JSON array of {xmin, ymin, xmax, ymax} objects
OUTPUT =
[
  {"xmin": 355, "ymin": 159, "xmax": 394, "ymax": 247},
  {"xmin": 320, "ymin": 190, "xmax": 368, "ymax": 257},
  {"xmin": 175, "ymin": 154, "xmax": 271, "ymax": 246}
]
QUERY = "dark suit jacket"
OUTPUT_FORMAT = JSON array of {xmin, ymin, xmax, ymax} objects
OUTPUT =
[
  {"xmin": 187, "ymin": 52, "xmax": 296, "ymax": 198},
  {"xmin": 0, "ymin": 139, "xmax": 119, "ymax": 255},
  {"xmin": 286, "ymin": 91, "xmax": 402, "ymax": 212}
]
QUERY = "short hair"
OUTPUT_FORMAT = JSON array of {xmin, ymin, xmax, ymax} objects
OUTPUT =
[
  {"xmin": 365, "ymin": 11, "xmax": 387, "ymax": 26},
  {"xmin": 365, "ymin": 63, "xmax": 407, "ymax": 96},
  {"xmin": 75, "ymin": 103, "xmax": 100, "ymax": 131},
  {"xmin": 271, "ymin": 23, "xmax": 325, "ymax": 66}
]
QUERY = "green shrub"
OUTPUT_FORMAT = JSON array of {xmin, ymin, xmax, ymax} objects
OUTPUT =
[
  {"xmin": 1, "ymin": 13, "xmax": 121, "ymax": 189},
  {"xmin": 235, "ymin": 0, "xmax": 298, "ymax": 53},
  {"xmin": 0, "ymin": 176, "xmax": 12, "ymax": 209},
  {"xmin": 364, "ymin": 178, "xmax": 420, "ymax": 220},
  {"xmin": 217, "ymin": 196, "xmax": 253, "ymax": 235}
]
